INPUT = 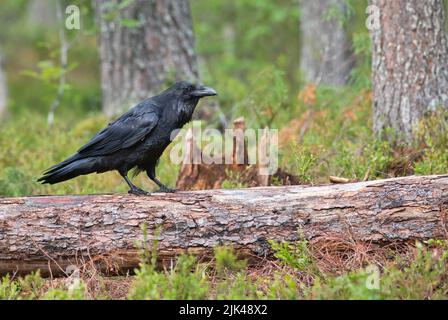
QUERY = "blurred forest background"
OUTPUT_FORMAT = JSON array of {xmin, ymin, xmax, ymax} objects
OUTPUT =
[
  {"xmin": 0, "ymin": 0, "xmax": 447, "ymax": 197},
  {"xmin": 1, "ymin": 0, "xmax": 448, "ymax": 301}
]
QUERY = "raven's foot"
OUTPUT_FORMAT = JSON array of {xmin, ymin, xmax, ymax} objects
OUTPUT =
[
  {"xmin": 154, "ymin": 186, "xmax": 177, "ymax": 193},
  {"xmin": 128, "ymin": 187, "xmax": 150, "ymax": 196}
]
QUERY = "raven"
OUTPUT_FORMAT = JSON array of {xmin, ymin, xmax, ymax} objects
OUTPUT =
[{"xmin": 38, "ymin": 81, "xmax": 217, "ymax": 195}]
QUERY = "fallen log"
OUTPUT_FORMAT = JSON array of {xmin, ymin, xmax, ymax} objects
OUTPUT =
[{"xmin": 1, "ymin": 174, "xmax": 448, "ymax": 276}]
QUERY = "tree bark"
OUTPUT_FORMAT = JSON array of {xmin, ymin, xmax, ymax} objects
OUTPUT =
[
  {"xmin": 300, "ymin": 0, "xmax": 353, "ymax": 85},
  {"xmin": 0, "ymin": 46, "xmax": 7, "ymax": 118},
  {"xmin": 94, "ymin": 0, "xmax": 199, "ymax": 116},
  {"xmin": 1, "ymin": 175, "xmax": 448, "ymax": 276},
  {"xmin": 370, "ymin": 0, "xmax": 448, "ymax": 143}
]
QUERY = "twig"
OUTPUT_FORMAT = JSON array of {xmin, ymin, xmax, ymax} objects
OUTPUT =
[
  {"xmin": 329, "ymin": 176, "xmax": 350, "ymax": 184},
  {"xmin": 363, "ymin": 168, "xmax": 370, "ymax": 182},
  {"xmin": 28, "ymin": 235, "xmax": 68, "ymax": 276}
]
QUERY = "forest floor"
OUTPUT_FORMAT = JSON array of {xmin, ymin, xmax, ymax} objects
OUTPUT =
[
  {"xmin": 3, "ymin": 239, "xmax": 448, "ymax": 300},
  {"xmin": 2, "ymin": 88, "xmax": 448, "ymax": 299}
]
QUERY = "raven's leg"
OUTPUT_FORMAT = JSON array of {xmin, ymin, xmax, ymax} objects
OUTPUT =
[
  {"xmin": 120, "ymin": 171, "xmax": 149, "ymax": 196},
  {"xmin": 146, "ymin": 166, "xmax": 176, "ymax": 193}
]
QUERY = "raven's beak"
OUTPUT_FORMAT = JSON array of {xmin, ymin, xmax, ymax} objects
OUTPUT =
[{"xmin": 192, "ymin": 86, "xmax": 218, "ymax": 97}]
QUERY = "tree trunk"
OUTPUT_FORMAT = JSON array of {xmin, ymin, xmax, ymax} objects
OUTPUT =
[
  {"xmin": 299, "ymin": 0, "xmax": 353, "ymax": 86},
  {"xmin": 26, "ymin": 0, "xmax": 57, "ymax": 29},
  {"xmin": 370, "ymin": 0, "xmax": 448, "ymax": 143},
  {"xmin": 94, "ymin": 0, "xmax": 199, "ymax": 116},
  {"xmin": 1, "ymin": 175, "xmax": 447, "ymax": 276},
  {"xmin": 0, "ymin": 47, "xmax": 7, "ymax": 118}
]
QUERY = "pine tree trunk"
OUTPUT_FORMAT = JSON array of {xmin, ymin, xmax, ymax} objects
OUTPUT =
[
  {"xmin": 0, "ymin": 47, "xmax": 7, "ymax": 118},
  {"xmin": 94, "ymin": 0, "xmax": 199, "ymax": 116},
  {"xmin": 370, "ymin": 0, "xmax": 448, "ymax": 143},
  {"xmin": 300, "ymin": 0, "xmax": 353, "ymax": 86},
  {"xmin": 1, "ymin": 175, "xmax": 447, "ymax": 276}
]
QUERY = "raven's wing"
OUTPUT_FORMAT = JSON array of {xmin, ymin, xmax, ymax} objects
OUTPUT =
[{"xmin": 77, "ymin": 111, "xmax": 159, "ymax": 157}]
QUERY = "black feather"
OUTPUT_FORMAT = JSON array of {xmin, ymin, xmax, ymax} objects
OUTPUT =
[{"xmin": 38, "ymin": 81, "xmax": 217, "ymax": 193}]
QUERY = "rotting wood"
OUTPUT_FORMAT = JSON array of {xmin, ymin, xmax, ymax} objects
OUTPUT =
[
  {"xmin": 1, "ymin": 174, "xmax": 448, "ymax": 276},
  {"xmin": 176, "ymin": 117, "xmax": 300, "ymax": 190}
]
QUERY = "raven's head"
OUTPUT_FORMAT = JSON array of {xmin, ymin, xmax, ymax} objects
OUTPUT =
[{"xmin": 168, "ymin": 81, "xmax": 217, "ymax": 102}]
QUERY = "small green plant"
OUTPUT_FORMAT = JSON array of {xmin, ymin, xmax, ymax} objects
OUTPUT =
[
  {"xmin": 43, "ymin": 280, "xmax": 87, "ymax": 300},
  {"xmin": 0, "ymin": 274, "xmax": 21, "ymax": 300},
  {"xmin": 269, "ymin": 238, "xmax": 317, "ymax": 274},
  {"xmin": 413, "ymin": 110, "xmax": 448, "ymax": 175},
  {"xmin": 214, "ymin": 246, "xmax": 247, "ymax": 274},
  {"xmin": 307, "ymin": 241, "xmax": 448, "ymax": 300},
  {"xmin": 18, "ymin": 271, "xmax": 45, "ymax": 299},
  {"xmin": 308, "ymin": 269, "xmax": 381, "ymax": 300},
  {"xmin": 267, "ymin": 274, "xmax": 299, "ymax": 300},
  {"xmin": 216, "ymin": 273, "xmax": 261, "ymax": 300},
  {"xmin": 221, "ymin": 169, "xmax": 248, "ymax": 189},
  {"xmin": 293, "ymin": 148, "xmax": 317, "ymax": 184},
  {"xmin": 270, "ymin": 175, "xmax": 283, "ymax": 186},
  {"xmin": 128, "ymin": 225, "xmax": 209, "ymax": 300},
  {"xmin": 128, "ymin": 254, "xmax": 209, "ymax": 300},
  {"xmin": 0, "ymin": 271, "xmax": 44, "ymax": 300}
]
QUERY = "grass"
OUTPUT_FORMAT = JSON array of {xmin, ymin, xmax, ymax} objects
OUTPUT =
[
  {"xmin": 0, "ymin": 112, "xmax": 179, "ymax": 196},
  {"xmin": 1, "ymin": 239, "xmax": 447, "ymax": 300},
  {"xmin": 2, "ymin": 82, "xmax": 448, "ymax": 197}
]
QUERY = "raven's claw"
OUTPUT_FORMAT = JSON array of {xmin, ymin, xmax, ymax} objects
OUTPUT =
[
  {"xmin": 128, "ymin": 188, "xmax": 150, "ymax": 196},
  {"xmin": 154, "ymin": 187, "xmax": 177, "ymax": 193}
]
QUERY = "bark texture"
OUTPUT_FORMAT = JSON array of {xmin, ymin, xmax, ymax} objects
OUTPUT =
[
  {"xmin": 1, "ymin": 175, "xmax": 448, "ymax": 276},
  {"xmin": 0, "ymin": 47, "xmax": 7, "ymax": 118},
  {"xmin": 95, "ymin": 0, "xmax": 199, "ymax": 116},
  {"xmin": 370, "ymin": 0, "xmax": 448, "ymax": 143},
  {"xmin": 300, "ymin": 0, "xmax": 353, "ymax": 85}
]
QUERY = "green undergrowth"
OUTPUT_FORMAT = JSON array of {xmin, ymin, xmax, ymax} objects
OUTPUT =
[{"xmin": 1, "ymin": 235, "xmax": 447, "ymax": 300}]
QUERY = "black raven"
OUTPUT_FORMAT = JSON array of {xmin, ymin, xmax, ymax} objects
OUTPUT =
[{"xmin": 38, "ymin": 81, "xmax": 217, "ymax": 195}]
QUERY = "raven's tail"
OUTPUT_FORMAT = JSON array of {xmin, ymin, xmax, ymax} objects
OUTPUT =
[{"xmin": 38, "ymin": 157, "xmax": 98, "ymax": 184}]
